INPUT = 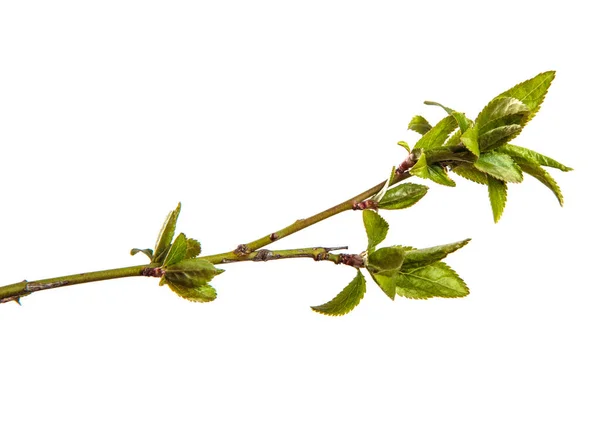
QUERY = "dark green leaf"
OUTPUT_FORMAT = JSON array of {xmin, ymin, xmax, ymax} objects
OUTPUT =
[
  {"xmin": 519, "ymin": 162, "xmax": 565, "ymax": 206},
  {"xmin": 369, "ymin": 272, "xmax": 396, "ymax": 300},
  {"xmin": 397, "ymin": 140, "xmax": 411, "ymax": 153},
  {"xmin": 496, "ymin": 71, "xmax": 556, "ymax": 124},
  {"xmin": 408, "ymin": 115, "xmax": 432, "ymax": 135},
  {"xmin": 487, "ymin": 176, "xmax": 507, "ymax": 223},
  {"xmin": 414, "ymin": 116, "xmax": 458, "ymax": 150},
  {"xmin": 424, "ymin": 101, "xmax": 470, "ymax": 133},
  {"xmin": 363, "ymin": 210, "xmax": 389, "ymax": 251},
  {"xmin": 402, "ymin": 239, "xmax": 471, "ymax": 270},
  {"xmin": 367, "ymin": 246, "xmax": 406, "ymax": 273},
  {"xmin": 497, "ymin": 144, "xmax": 572, "ymax": 172},
  {"xmin": 411, "ymin": 153, "xmax": 456, "ymax": 187},
  {"xmin": 154, "ymin": 203, "xmax": 182, "ymax": 264},
  {"xmin": 162, "ymin": 233, "xmax": 188, "ymax": 267},
  {"xmin": 452, "ymin": 164, "xmax": 488, "ymax": 185},
  {"xmin": 164, "ymin": 258, "xmax": 224, "ymax": 288},
  {"xmin": 396, "ymin": 262, "xmax": 469, "ymax": 299},
  {"xmin": 130, "ymin": 248, "xmax": 154, "ymax": 260},
  {"xmin": 311, "ymin": 270, "xmax": 366, "ymax": 316},
  {"xmin": 378, "ymin": 183, "xmax": 428, "ymax": 210},
  {"xmin": 479, "ymin": 124, "xmax": 522, "ymax": 152},
  {"xmin": 474, "ymin": 151, "xmax": 523, "ymax": 183},
  {"xmin": 185, "ymin": 238, "xmax": 202, "ymax": 258},
  {"xmin": 460, "ymin": 126, "xmax": 480, "ymax": 156},
  {"xmin": 167, "ymin": 281, "xmax": 217, "ymax": 303}
]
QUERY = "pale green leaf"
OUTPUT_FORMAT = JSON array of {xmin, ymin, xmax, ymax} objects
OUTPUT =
[
  {"xmin": 363, "ymin": 210, "xmax": 389, "ymax": 251},
  {"xmin": 460, "ymin": 126, "xmax": 480, "ymax": 156},
  {"xmin": 397, "ymin": 140, "xmax": 411, "ymax": 153},
  {"xmin": 167, "ymin": 281, "xmax": 217, "ymax": 303},
  {"xmin": 411, "ymin": 153, "xmax": 456, "ymax": 187},
  {"xmin": 496, "ymin": 71, "xmax": 556, "ymax": 124},
  {"xmin": 367, "ymin": 246, "xmax": 406, "ymax": 273},
  {"xmin": 162, "ymin": 233, "xmax": 188, "ymax": 267},
  {"xmin": 164, "ymin": 258, "xmax": 224, "ymax": 288},
  {"xmin": 519, "ymin": 162, "xmax": 565, "ymax": 206},
  {"xmin": 185, "ymin": 238, "xmax": 202, "ymax": 258},
  {"xmin": 497, "ymin": 144, "xmax": 572, "ymax": 172},
  {"xmin": 369, "ymin": 272, "xmax": 396, "ymax": 300},
  {"xmin": 424, "ymin": 101, "xmax": 470, "ymax": 132},
  {"xmin": 311, "ymin": 270, "xmax": 366, "ymax": 316},
  {"xmin": 452, "ymin": 164, "xmax": 488, "ymax": 185},
  {"xmin": 474, "ymin": 151, "xmax": 523, "ymax": 183},
  {"xmin": 154, "ymin": 203, "xmax": 182, "ymax": 264},
  {"xmin": 444, "ymin": 128, "xmax": 462, "ymax": 148},
  {"xmin": 414, "ymin": 116, "xmax": 458, "ymax": 150},
  {"xmin": 396, "ymin": 262, "xmax": 469, "ymax": 299},
  {"xmin": 372, "ymin": 167, "xmax": 396, "ymax": 203},
  {"xmin": 487, "ymin": 176, "xmax": 507, "ymax": 223},
  {"xmin": 479, "ymin": 124, "xmax": 522, "ymax": 152},
  {"xmin": 402, "ymin": 239, "xmax": 471, "ymax": 270},
  {"xmin": 476, "ymin": 97, "xmax": 530, "ymax": 134},
  {"xmin": 408, "ymin": 115, "xmax": 432, "ymax": 135},
  {"xmin": 378, "ymin": 183, "xmax": 428, "ymax": 210},
  {"xmin": 130, "ymin": 248, "xmax": 153, "ymax": 260}
]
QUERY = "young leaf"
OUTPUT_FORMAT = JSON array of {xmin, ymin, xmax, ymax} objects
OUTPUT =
[
  {"xmin": 444, "ymin": 128, "xmax": 462, "ymax": 148},
  {"xmin": 185, "ymin": 238, "xmax": 202, "ymax": 258},
  {"xmin": 369, "ymin": 272, "xmax": 396, "ymax": 300},
  {"xmin": 414, "ymin": 116, "xmax": 458, "ymax": 150},
  {"xmin": 397, "ymin": 141, "xmax": 411, "ymax": 153},
  {"xmin": 476, "ymin": 97, "xmax": 530, "ymax": 134},
  {"xmin": 130, "ymin": 248, "xmax": 154, "ymax": 261},
  {"xmin": 162, "ymin": 233, "xmax": 188, "ymax": 267},
  {"xmin": 164, "ymin": 258, "xmax": 224, "ymax": 288},
  {"xmin": 363, "ymin": 210, "xmax": 389, "ymax": 251},
  {"xmin": 424, "ymin": 101, "xmax": 470, "ymax": 133},
  {"xmin": 452, "ymin": 164, "xmax": 488, "ymax": 185},
  {"xmin": 411, "ymin": 153, "xmax": 456, "ymax": 187},
  {"xmin": 372, "ymin": 167, "xmax": 396, "ymax": 203},
  {"xmin": 519, "ymin": 162, "xmax": 565, "ymax": 206},
  {"xmin": 378, "ymin": 183, "xmax": 428, "ymax": 210},
  {"xmin": 474, "ymin": 151, "xmax": 523, "ymax": 183},
  {"xmin": 367, "ymin": 246, "xmax": 406, "ymax": 274},
  {"xmin": 396, "ymin": 262, "xmax": 469, "ymax": 299},
  {"xmin": 154, "ymin": 203, "xmax": 182, "ymax": 264},
  {"xmin": 408, "ymin": 115, "xmax": 432, "ymax": 135},
  {"xmin": 167, "ymin": 281, "xmax": 217, "ymax": 303},
  {"xmin": 460, "ymin": 126, "xmax": 480, "ymax": 156},
  {"xmin": 478, "ymin": 124, "xmax": 522, "ymax": 152},
  {"xmin": 496, "ymin": 70, "xmax": 556, "ymax": 124},
  {"xmin": 401, "ymin": 239, "xmax": 471, "ymax": 270},
  {"xmin": 487, "ymin": 176, "xmax": 508, "ymax": 223},
  {"xmin": 497, "ymin": 144, "xmax": 572, "ymax": 172},
  {"xmin": 311, "ymin": 270, "xmax": 366, "ymax": 316}
]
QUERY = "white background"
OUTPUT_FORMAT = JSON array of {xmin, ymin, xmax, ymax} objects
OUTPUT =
[{"xmin": 1, "ymin": 1, "xmax": 598, "ymax": 431}]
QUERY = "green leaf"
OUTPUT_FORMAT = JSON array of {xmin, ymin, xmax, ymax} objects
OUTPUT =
[
  {"xmin": 185, "ymin": 238, "xmax": 202, "ymax": 258},
  {"xmin": 401, "ymin": 239, "xmax": 471, "ymax": 270},
  {"xmin": 479, "ymin": 124, "xmax": 522, "ymax": 152},
  {"xmin": 162, "ymin": 233, "xmax": 188, "ymax": 267},
  {"xmin": 497, "ymin": 144, "xmax": 572, "ymax": 172},
  {"xmin": 367, "ymin": 246, "xmax": 406, "ymax": 274},
  {"xmin": 496, "ymin": 71, "xmax": 556, "ymax": 124},
  {"xmin": 130, "ymin": 248, "xmax": 153, "ymax": 261},
  {"xmin": 164, "ymin": 258, "xmax": 224, "ymax": 288},
  {"xmin": 452, "ymin": 164, "xmax": 488, "ymax": 185},
  {"xmin": 474, "ymin": 151, "xmax": 523, "ymax": 183},
  {"xmin": 154, "ymin": 203, "xmax": 182, "ymax": 264},
  {"xmin": 311, "ymin": 270, "xmax": 366, "ymax": 316},
  {"xmin": 369, "ymin": 272, "xmax": 396, "ymax": 300},
  {"xmin": 411, "ymin": 153, "xmax": 456, "ymax": 187},
  {"xmin": 414, "ymin": 115, "xmax": 458, "ymax": 150},
  {"xmin": 397, "ymin": 140, "xmax": 411, "ymax": 153},
  {"xmin": 476, "ymin": 97, "xmax": 530, "ymax": 134},
  {"xmin": 378, "ymin": 183, "xmax": 428, "ymax": 210},
  {"xmin": 363, "ymin": 210, "xmax": 389, "ymax": 251},
  {"xmin": 487, "ymin": 176, "xmax": 507, "ymax": 223},
  {"xmin": 444, "ymin": 128, "xmax": 462, "ymax": 148},
  {"xmin": 408, "ymin": 115, "xmax": 432, "ymax": 135},
  {"xmin": 372, "ymin": 167, "xmax": 396, "ymax": 203},
  {"xmin": 396, "ymin": 262, "xmax": 469, "ymax": 299},
  {"xmin": 424, "ymin": 101, "xmax": 470, "ymax": 133},
  {"xmin": 167, "ymin": 281, "xmax": 217, "ymax": 303},
  {"xmin": 519, "ymin": 162, "xmax": 565, "ymax": 206},
  {"xmin": 460, "ymin": 126, "xmax": 480, "ymax": 156}
]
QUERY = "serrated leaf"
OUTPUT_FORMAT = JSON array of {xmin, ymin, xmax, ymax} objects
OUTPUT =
[
  {"xmin": 408, "ymin": 115, "xmax": 432, "ymax": 135},
  {"xmin": 519, "ymin": 162, "xmax": 564, "ymax": 206},
  {"xmin": 367, "ymin": 246, "xmax": 406, "ymax": 273},
  {"xmin": 185, "ymin": 238, "xmax": 202, "ymax": 258},
  {"xmin": 311, "ymin": 270, "xmax": 366, "ymax": 316},
  {"xmin": 363, "ymin": 210, "xmax": 389, "ymax": 251},
  {"xmin": 496, "ymin": 71, "xmax": 556, "ymax": 124},
  {"xmin": 378, "ymin": 183, "xmax": 428, "ymax": 210},
  {"xmin": 424, "ymin": 101, "xmax": 470, "ymax": 133},
  {"xmin": 167, "ymin": 281, "xmax": 217, "ymax": 303},
  {"xmin": 411, "ymin": 153, "xmax": 456, "ymax": 187},
  {"xmin": 369, "ymin": 272, "xmax": 396, "ymax": 300},
  {"xmin": 396, "ymin": 261, "xmax": 469, "ymax": 299},
  {"xmin": 479, "ymin": 124, "xmax": 522, "ymax": 152},
  {"xmin": 460, "ymin": 126, "xmax": 480, "ymax": 156},
  {"xmin": 487, "ymin": 176, "xmax": 507, "ymax": 223},
  {"xmin": 162, "ymin": 233, "xmax": 188, "ymax": 267},
  {"xmin": 401, "ymin": 239, "xmax": 471, "ymax": 270},
  {"xmin": 474, "ymin": 151, "xmax": 523, "ymax": 183},
  {"xmin": 444, "ymin": 128, "xmax": 462, "ymax": 147},
  {"xmin": 154, "ymin": 203, "xmax": 181, "ymax": 264},
  {"xmin": 130, "ymin": 248, "xmax": 154, "ymax": 260},
  {"xmin": 164, "ymin": 258, "xmax": 224, "ymax": 288},
  {"xmin": 397, "ymin": 140, "xmax": 411, "ymax": 153},
  {"xmin": 414, "ymin": 115, "xmax": 458, "ymax": 150},
  {"xmin": 476, "ymin": 97, "xmax": 530, "ymax": 134},
  {"xmin": 497, "ymin": 144, "xmax": 572, "ymax": 172},
  {"xmin": 452, "ymin": 164, "xmax": 488, "ymax": 184}
]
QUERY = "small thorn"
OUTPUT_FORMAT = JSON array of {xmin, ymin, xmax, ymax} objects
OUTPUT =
[{"xmin": 15, "ymin": 297, "xmax": 22, "ymax": 306}]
